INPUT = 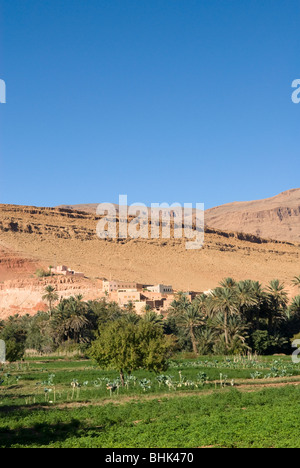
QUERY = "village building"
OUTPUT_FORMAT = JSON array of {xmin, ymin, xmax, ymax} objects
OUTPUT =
[
  {"xmin": 50, "ymin": 265, "xmax": 84, "ymax": 278},
  {"xmin": 117, "ymin": 289, "xmax": 142, "ymax": 306},
  {"xmin": 102, "ymin": 280, "xmax": 143, "ymax": 293},
  {"xmin": 100, "ymin": 278, "xmax": 178, "ymax": 314},
  {"xmin": 146, "ymin": 284, "xmax": 173, "ymax": 294}
]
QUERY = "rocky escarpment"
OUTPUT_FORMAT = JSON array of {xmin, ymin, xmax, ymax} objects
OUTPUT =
[
  {"xmin": 0, "ymin": 203, "xmax": 299, "ymax": 317},
  {"xmin": 0, "ymin": 275, "xmax": 103, "ymax": 319},
  {"xmin": 0, "ymin": 204, "xmax": 298, "ymax": 247},
  {"xmin": 205, "ymin": 189, "xmax": 300, "ymax": 243}
]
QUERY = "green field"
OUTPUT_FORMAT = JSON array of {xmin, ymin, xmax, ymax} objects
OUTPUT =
[{"xmin": 1, "ymin": 355, "xmax": 300, "ymax": 448}]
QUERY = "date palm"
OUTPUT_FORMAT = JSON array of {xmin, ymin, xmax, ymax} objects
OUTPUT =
[
  {"xmin": 235, "ymin": 280, "xmax": 259, "ymax": 322},
  {"xmin": 292, "ymin": 276, "xmax": 300, "ymax": 288},
  {"xmin": 208, "ymin": 287, "xmax": 239, "ymax": 348},
  {"xmin": 211, "ymin": 313, "xmax": 250, "ymax": 354},
  {"xmin": 143, "ymin": 310, "xmax": 164, "ymax": 326},
  {"xmin": 174, "ymin": 302, "xmax": 204, "ymax": 355},
  {"xmin": 265, "ymin": 280, "xmax": 288, "ymax": 332},
  {"xmin": 42, "ymin": 285, "xmax": 59, "ymax": 315},
  {"xmin": 219, "ymin": 277, "xmax": 237, "ymax": 289},
  {"xmin": 197, "ymin": 328, "xmax": 217, "ymax": 355},
  {"xmin": 250, "ymin": 281, "xmax": 266, "ymax": 329},
  {"xmin": 289, "ymin": 296, "xmax": 300, "ymax": 315},
  {"xmin": 52, "ymin": 296, "xmax": 89, "ymax": 343},
  {"xmin": 64, "ymin": 299, "xmax": 89, "ymax": 343},
  {"xmin": 170, "ymin": 292, "xmax": 190, "ymax": 315}
]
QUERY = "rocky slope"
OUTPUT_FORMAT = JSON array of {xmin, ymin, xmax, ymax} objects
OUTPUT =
[
  {"xmin": 0, "ymin": 202, "xmax": 299, "ymax": 317},
  {"xmin": 205, "ymin": 189, "xmax": 300, "ymax": 242},
  {"xmin": 58, "ymin": 189, "xmax": 300, "ymax": 243}
]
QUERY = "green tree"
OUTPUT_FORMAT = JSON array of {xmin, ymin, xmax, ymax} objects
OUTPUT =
[
  {"xmin": 0, "ymin": 315, "xmax": 28, "ymax": 361},
  {"xmin": 143, "ymin": 309, "xmax": 164, "ymax": 326},
  {"xmin": 219, "ymin": 277, "xmax": 237, "ymax": 289},
  {"xmin": 251, "ymin": 330, "xmax": 270, "ymax": 355},
  {"xmin": 292, "ymin": 276, "xmax": 300, "ymax": 289},
  {"xmin": 171, "ymin": 302, "xmax": 204, "ymax": 355},
  {"xmin": 235, "ymin": 280, "xmax": 259, "ymax": 319},
  {"xmin": 265, "ymin": 280, "xmax": 288, "ymax": 332},
  {"xmin": 42, "ymin": 285, "xmax": 59, "ymax": 315},
  {"xmin": 88, "ymin": 317, "xmax": 176, "ymax": 386},
  {"xmin": 290, "ymin": 296, "xmax": 300, "ymax": 315},
  {"xmin": 51, "ymin": 296, "xmax": 91, "ymax": 345},
  {"xmin": 208, "ymin": 287, "xmax": 239, "ymax": 349},
  {"xmin": 211, "ymin": 314, "xmax": 249, "ymax": 355}
]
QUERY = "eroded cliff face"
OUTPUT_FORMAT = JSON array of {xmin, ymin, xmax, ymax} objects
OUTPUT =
[
  {"xmin": 205, "ymin": 189, "xmax": 300, "ymax": 243},
  {"xmin": 0, "ymin": 273, "xmax": 103, "ymax": 319},
  {"xmin": 0, "ymin": 203, "xmax": 299, "ymax": 318}
]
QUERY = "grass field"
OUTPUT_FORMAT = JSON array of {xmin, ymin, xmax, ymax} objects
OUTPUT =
[{"xmin": 1, "ymin": 355, "xmax": 300, "ymax": 448}]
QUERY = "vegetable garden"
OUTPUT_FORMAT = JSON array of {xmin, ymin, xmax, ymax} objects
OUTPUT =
[{"xmin": 1, "ymin": 354, "xmax": 300, "ymax": 448}]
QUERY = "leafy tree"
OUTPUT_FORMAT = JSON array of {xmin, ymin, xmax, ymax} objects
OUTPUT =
[
  {"xmin": 169, "ymin": 292, "xmax": 190, "ymax": 315},
  {"xmin": 251, "ymin": 330, "xmax": 270, "ymax": 355},
  {"xmin": 25, "ymin": 312, "xmax": 53, "ymax": 353},
  {"xmin": 0, "ymin": 315, "xmax": 28, "ymax": 361},
  {"xmin": 197, "ymin": 328, "xmax": 216, "ymax": 355},
  {"xmin": 88, "ymin": 317, "xmax": 176, "ymax": 386}
]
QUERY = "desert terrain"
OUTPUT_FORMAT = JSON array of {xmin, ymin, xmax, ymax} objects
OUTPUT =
[
  {"xmin": 205, "ymin": 189, "xmax": 300, "ymax": 243},
  {"xmin": 0, "ymin": 197, "xmax": 299, "ymax": 318}
]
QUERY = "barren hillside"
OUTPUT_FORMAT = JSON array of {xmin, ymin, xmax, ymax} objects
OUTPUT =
[
  {"xmin": 58, "ymin": 189, "xmax": 300, "ymax": 243},
  {"xmin": 0, "ymin": 203, "xmax": 299, "ymax": 318},
  {"xmin": 205, "ymin": 189, "xmax": 300, "ymax": 242}
]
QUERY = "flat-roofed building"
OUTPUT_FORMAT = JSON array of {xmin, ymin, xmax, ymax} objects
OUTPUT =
[
  {"xmin": 147, "ymin": 284, "xmax": 173, "ymax": 294},
  {"xmin": 117, "ymin": 290, "xmax": 141, "ymax": 306},
  {"xmin": 102, "ymin": 280, "xmax": 143, "ymax": 293}
]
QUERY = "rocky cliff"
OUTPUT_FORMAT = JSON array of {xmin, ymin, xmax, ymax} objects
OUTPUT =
[{"xmin": 0, "ymin": 202, "xmax": 299, "ymax": 318}]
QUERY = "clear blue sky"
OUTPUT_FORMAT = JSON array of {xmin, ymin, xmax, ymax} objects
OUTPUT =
[{"xmin": 0, "ymin": 0, "xmax": 299, "ymax": 209}]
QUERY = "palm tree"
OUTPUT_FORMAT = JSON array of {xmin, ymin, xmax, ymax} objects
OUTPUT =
[
  {"xmin": 51, "ymin": 296, "xmax": 90, "ymax": 344},
  {"xmin": 42, "ymin": 285, "xmax": 59, "ymax": 315},
  {"xmin": 211, "ymin": 313, "xmax": 250, "ymax": 354},
  {"xmin": 123, "ymin": 301, "xmax": 136, "ymax": 314},
  {"xmin": 265, "ymin": 280, "xmax": 288, "ymax": 332},
  {"xmin": 174, "ymin": 302, "xmax": 204, "ymax": 355},
  {"xmin": 289, "ymin": 296, "xmax": 300, "ymax": 315},
  {"xmin": 292, "ymin": 276, "xmax": 300, "ymax": 289},
  {"xmin": 169, "ymin": 292, "xmax": 191, "ymax": 315},
  {"xmin": 249, "ymin": 280, "xmax": 266, "ymax": 329},
  {"xmin": 193, "ymin": 294, "xmax": 209, "ymax": 315},
  {"xmin": 208, "ymin": 287, "xmax": 239, "ymax": 348},
  {"xmin": 197, "ymin": 327, "xmax": 217, "ymax": 355},
  {"xmin": 143, "ymin": 310, "xmax": 164, "ymax": 326},
  {"xmin": 219, "ymin": 277, "xmax": 237, "ymax": 289},
  {"xmin": 235, "ymin": 280, "xmax": 259, "ymax": 322}
]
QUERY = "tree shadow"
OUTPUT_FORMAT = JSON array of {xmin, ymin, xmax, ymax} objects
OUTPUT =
[{"xmin": 0, "ymin": 419, "xmax": 82, "ymax": 448}]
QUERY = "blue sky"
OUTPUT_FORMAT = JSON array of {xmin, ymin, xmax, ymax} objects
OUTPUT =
[{"xmin": 0, "ymin": 0, "xmax": 299, "ymax": 209}]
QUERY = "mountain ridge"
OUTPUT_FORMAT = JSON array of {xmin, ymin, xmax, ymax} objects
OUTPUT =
[{"xmin": 56, "ymin": 188, "xmax": 300, "ymax": 243}]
